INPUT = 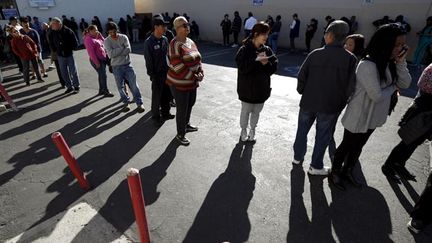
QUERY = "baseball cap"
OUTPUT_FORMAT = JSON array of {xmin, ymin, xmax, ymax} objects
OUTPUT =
[{"xmin": 153, "ymin": 14, "xmax": 168, "ymax": 26}]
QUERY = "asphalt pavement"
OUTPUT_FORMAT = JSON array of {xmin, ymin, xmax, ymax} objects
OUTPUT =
[{"xmin": 0, "ymin": 42, "xmax": 431, "ymax": 242}]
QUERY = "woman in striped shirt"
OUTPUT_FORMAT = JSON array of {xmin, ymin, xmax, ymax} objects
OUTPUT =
[{"xmin": 167, "ymin": 16, "xmax": 203, "ymax": 146}]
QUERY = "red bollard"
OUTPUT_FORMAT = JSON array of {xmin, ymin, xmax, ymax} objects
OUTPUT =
[
  {"xmin": 0, "ymin": 83, "xmax": 18, "ymax": 111},
  {"xmin": 51, "ymin": 132, "xmax": 90, "ymax": 190},
  {"xmin": 127, "ymin": 168, "xmax": 150, "ymax": 243}
]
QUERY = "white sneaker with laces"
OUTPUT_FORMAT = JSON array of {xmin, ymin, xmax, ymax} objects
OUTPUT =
[
  {"xmin": 240, "ymin": 129, "xmax": 248, "ymax": 142},
  {"xmin": 248, "ymin": 129, "xmax": 256, "ymax": 142},
  {"xmin": 307, "ymin": 166, "xmax": 330, "ymax": 176}
]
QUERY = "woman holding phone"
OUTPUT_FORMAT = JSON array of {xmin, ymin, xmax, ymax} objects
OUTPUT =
[
  {"xmin": 330, "ymin": 24, "xmax": 411, "ymax": 190},
  {"xmin": 235, "ymin": 22, "xmax": 278, "ymax": 142}
]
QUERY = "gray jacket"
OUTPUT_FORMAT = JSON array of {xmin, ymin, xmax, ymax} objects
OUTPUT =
[
  {"xmin": 342, "ymin": 60, "xmax": 411, "ymax": 133},
  {"xmin": 104, "ymin": 34, "xmax": 131, "ymax": 67}
]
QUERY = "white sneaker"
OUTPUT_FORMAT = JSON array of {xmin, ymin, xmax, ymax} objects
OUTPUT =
[
  {"xmin": 248, "ymin": 129, "xmax": 256, "ymax": 141},
  {"xmin": 240, "ymin": 129, "xmax": 248, "ymax": 142},
  {"xmin": 307, "ymin": 166, "xmax": 330, "ymax": 176},
  {"xmin": 292, "ymin": 159, "xmax": 302, "ymax": 165}
]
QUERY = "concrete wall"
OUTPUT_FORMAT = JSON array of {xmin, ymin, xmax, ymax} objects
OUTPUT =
[
  {"xmin": 136, "ymin": 0, "xmax": 432, "ymax": 58},
  {"xmin": 16, "ymin": 0, "xmax": 135, "ymax": 29}
]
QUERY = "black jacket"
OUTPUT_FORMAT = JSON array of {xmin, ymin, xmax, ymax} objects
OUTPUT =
[
  {"xmin": 297, "ymin": 44, "xmax": 357, "ymax": 114},
  {"xmin": 48, "ymin": 26, "xmax": 78, "ymax": 57},
  {"xmin": 143, "ymin": 34, "xmax": 169, "ymax": 80},
  {"xmin": 236, "ymin": 41, "xmax": 278, "ymax": 104}
]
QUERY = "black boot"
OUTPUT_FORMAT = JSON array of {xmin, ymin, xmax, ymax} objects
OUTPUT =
[
  {"xmin": 329, "ymin": 170, "xmax": 345, "ymax": 191},
  {"xmin": 393, "ymin": 163, "xmax": 416, "ymax": 181},
  {"xmin": 343, "ymin": 167, "xmax": 362, "ymax": 188},
  {"xmin": 382, "ymin": 164, "xmax": 401, "ymax": 183}
]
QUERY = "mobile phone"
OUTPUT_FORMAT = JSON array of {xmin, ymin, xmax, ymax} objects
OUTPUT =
[{"xmin": 398, "ymin": 46, "xmax": 408, "ymax": 57}]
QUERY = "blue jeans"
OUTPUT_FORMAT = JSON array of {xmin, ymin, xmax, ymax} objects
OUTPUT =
[
  {"xmin": 90, "ymin": 59, "xmax": 108, "ymax": 92},
  {"xmin": 112, "ymin": 63, "xmax": 143, "ymax": 105},
  {"xmin": 293, "ymin": 109, "xmax": 339, "ymax": 169},
  {"xmin": 269, "ymin": 32, "xmax": 279, "ymax": 53},
  {"xmin": 57, "ymin": 55, "xmax": 80, "ymax": 89}
]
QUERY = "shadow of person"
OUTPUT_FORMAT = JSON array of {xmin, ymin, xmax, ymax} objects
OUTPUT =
[
  {"xmin": 287, "ymin": 165, "xmax": 336, "ymax": 243},
  {"xmin": 183, "ymin": 142, "xmax": 256, "ymax": 243},
  {"xmin": 71, "ymin": 139, "xmax": 180, "ymax": 243},
  {"xmin": 18, "ymin": 112, "xmax": 161, "ymax": 242},
  {"xmin": 330, "ymin": 181, "xmax": 393, "ymax": 242}
]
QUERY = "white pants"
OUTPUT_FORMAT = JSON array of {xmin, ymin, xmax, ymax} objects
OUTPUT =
[{"xmin": 240, "ymin": 101, "xmax": 264, "ymax": 130}]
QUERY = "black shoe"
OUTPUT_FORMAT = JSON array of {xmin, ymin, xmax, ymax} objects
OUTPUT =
[
  {"xmin": 64, "ymin": 88, "xmax": 74, "ymax": 94},
  {"xmin": 393, "ymin": 164, "xmax": 416, "ymax": 181},
  {"xmin": 37, "ymin": 79, "xmax": 45, "ymax": 83},
  {"xmin": 31, "ymin": 75, "xmax": 36, "ymax": 80},
  {"xmin": 162, "ymin": 113, "xmax": 175, "ymax": 120},
  {"xmin": 408, "ymin": 218, "xmax": 424, "ymax": 234},
  {"xmin": 98, "ymin": 90, "xmax": 104, "ymax": 95},
  {"xmin": 103, "ymin": 92, "xmax": 115, "ymax": 98},
  {"xmin": 61, "ymin": 84, "xmax": 66, "ymax": 89},
  {"xmin": 136, "ymin": 105, "xmax": 145, "ymax": 113},
  {"xmin": 43, "ymin": 74, "xmax": 48, "ymax": 78},
  {"xmin": 382, "ymin": 165, "xmax": 401, "ymax": 183},
  {"xmin": 26, "ymin": 82, "xmax": 30, "ymax": 86},
  {"xmin": 186, "ymin": 124, "xmax": 198, "ymax": 133},
  {"xmin": 170, "ymin": 100, "xmax": 176, "ymax": 107},
  {"xmin": 329, "ymin": 171, "xmax": 345, "ymax": 191},
  {"xmin": 343, "ymin": 168, "xmax": 362, "ymax": 187},
  {"xmin": 176, "ymin": 134, "xmax": 190, "ymax": 146}
]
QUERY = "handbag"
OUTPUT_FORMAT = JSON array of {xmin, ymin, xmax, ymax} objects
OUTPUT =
[{"xmin": 388, "ymin": 90, "xmax": 399, "ymax": 115}]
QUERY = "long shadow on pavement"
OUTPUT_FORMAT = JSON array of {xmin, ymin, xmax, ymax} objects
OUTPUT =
[
  {"xmin": 183, "ymin": 142, "xmax": 256, "ymax": 243},
  {"xmin": 287, "ymin": 162, "xmax": 393, "ymax": 242},
  {"xmin": 18, "ymin": 112, "xmax": 160, "ymax": 242},
  {"xmin": 71, "ymin": 139, "xmax": 180, "ymax": 242}
]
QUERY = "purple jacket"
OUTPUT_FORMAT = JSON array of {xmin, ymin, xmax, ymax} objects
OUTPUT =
[{"xmin": 84, "ymin": 33, "xmax": 107, "ymax": 66}]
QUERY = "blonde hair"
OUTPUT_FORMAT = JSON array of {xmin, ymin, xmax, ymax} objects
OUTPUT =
[{"xmin": 173, "ymin": 16, "xmax": 188, "ymax": 30}]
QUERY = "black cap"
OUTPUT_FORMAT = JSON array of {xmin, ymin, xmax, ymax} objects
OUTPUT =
[
  {"xmin": 153, "ymin": 14, "xmax": 168, "ymax": 26},
  {"xmin": 9, "ymin": 16, "xmax": 17, "ymax": 21}
]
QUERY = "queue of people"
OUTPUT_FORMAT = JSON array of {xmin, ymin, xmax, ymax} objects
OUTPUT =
[{"xmin": 2, "ymin": 11, "xmax": 432, "ymax": 234}]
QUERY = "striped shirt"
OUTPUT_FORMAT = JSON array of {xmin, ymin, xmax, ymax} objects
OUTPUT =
[{"xmin": 166, "ymin": 37, "xmax": 202, "ymax": 91}]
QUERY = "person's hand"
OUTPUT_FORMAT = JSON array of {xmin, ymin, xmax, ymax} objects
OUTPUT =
[
  {"xmin": 395, "ymin": 45, "xmax": 409, "ymax": 64},
  {"xmin": 195, "ymin": 71, "xmax": 204, "ymax": 81},
  {"xmin": 95, "ymin": 62, "xmax": 101, "ymax": 69}
]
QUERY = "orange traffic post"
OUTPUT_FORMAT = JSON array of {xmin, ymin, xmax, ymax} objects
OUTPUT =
[
  {"xmin": 51, "ymin": 132, "xmax": 90, "ymax": 190},
  {"xmin": 0, "ymin": 83, "xmax": 18, "ymax": 111},
  {"xmin": 127, "ymin": 168, "xmax": 150, "ymax": 243}
]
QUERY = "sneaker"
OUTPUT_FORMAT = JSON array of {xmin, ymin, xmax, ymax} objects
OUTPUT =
[
  {"xmin": 248, "ymin": 129, "xmax": 256, "ymax": 142},
  {"xmin": 136, "ymin": 105, "xmax": 145, "ymax": 113},
  {"xmin": 31, "ymin": 75, "xmax": 36, "ymax": 80},
  {"xmin": 37, "ymin": 79, "xmax": 45, "ymax": 83},
  {"xmin": 26, "ymin": 82, "xmax": 31, "ymax": 86},
  {"xmin": 43, "ymin": 74, "xmax": 48, "ymax": 78},
  {"xmin": 64, "ymin": 88, "xmax": 74, "ymax": 94},
  {"xmin": 407, "ymin": 218, "xmax": 424, "ymax": 233},
  {"xmin": 73, "ymin": 87, "xmax": 80, "ymax": 94},
  {"xmin": 240, "ymin": 129, "xmax": 248, "ymax": 142},
  {"xmin": 49, "ymin": 64, "xmax": 55, "ymax": 69},
  {"xmin": 170, "ymin": 100, "xmax": 176, "ymax": 107},
  {"xmin": 186, "ymin": 124, "xmax": 198, "ymax": 133},
  {"xmin": 176, "ymin": 134, "xmax": 190, "ymax": 146},
  {"xmin": 292, "ymin": 159, "xmax": 302, "ymax": 165},
  {"xmin": 307, "ymin": 166, "xmax": 330, "ymax": 176},
  {"xmin": 122, "ymin": 104, "xmax": 131, "ymax": 112}
]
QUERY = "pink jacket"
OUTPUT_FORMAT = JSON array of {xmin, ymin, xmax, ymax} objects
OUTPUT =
[{"xmin": 83, "ymin": 33, "xmax": 107, "ymax": 66}]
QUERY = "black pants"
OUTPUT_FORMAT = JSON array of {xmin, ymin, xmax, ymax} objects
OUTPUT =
[
  {"xmin": 222, "ymin": 31, "xmax": 230, "ymax": 46},
  {"xmin": 332, "ymin": 129, "xmax": 375, "ymax": 171},
  {"xmin": 54, "ymin": 59, "xmax": 65, "ymax": 87},
  {"xmin": 290, "ymin": 37, "xmax": 296, "ymax": 50},
  {"xmin": 170, "ymin": 86, "xmax": 196, "ymax": 136},
  {"xmin": 385, "ymin": 131, "xmax": 431, "ymax": 167},
  {"xmin": 305, "ymin": 36, "xmax": 312, "ymax": 52},
  {"xmin": 13, "ymin": 52, "xmax": 23, "ymax": 72},
  {"xmin": 233, "ymin": 31, "xmax": 239, "ymax": 45},
  {"xmin": 21, "ymin": 58, "xmax": 41, "ymax": 84},
  {"xmin": 151, "ymin": 77, "xmax": 171, "ymax": 117},
  {"xmin": 411, "ymin": 171, "xmax": 432, "ymax": 224}
]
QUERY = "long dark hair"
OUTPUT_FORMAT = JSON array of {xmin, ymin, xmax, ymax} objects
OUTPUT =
[
  {"xmin": 363, "ymin": 23, "xmax": 406, "ymax": 82},
  {"xmin": 242, "ymin": 21, "xmax": 270, "ymax": 46}
]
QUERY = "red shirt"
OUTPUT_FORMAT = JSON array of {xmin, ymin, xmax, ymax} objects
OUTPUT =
[{"xmin": 11, "ymin": 35, "xmax": 38, "ymax": 61}]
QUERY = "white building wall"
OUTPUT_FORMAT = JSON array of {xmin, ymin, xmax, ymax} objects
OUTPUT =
[
  {"xmin": 16, "ymin": 0, "xmax": 135, "ymax": 28},
  {"xmin": 136, "ymin": 0, "xmax": 432, "ymax": 58}
]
